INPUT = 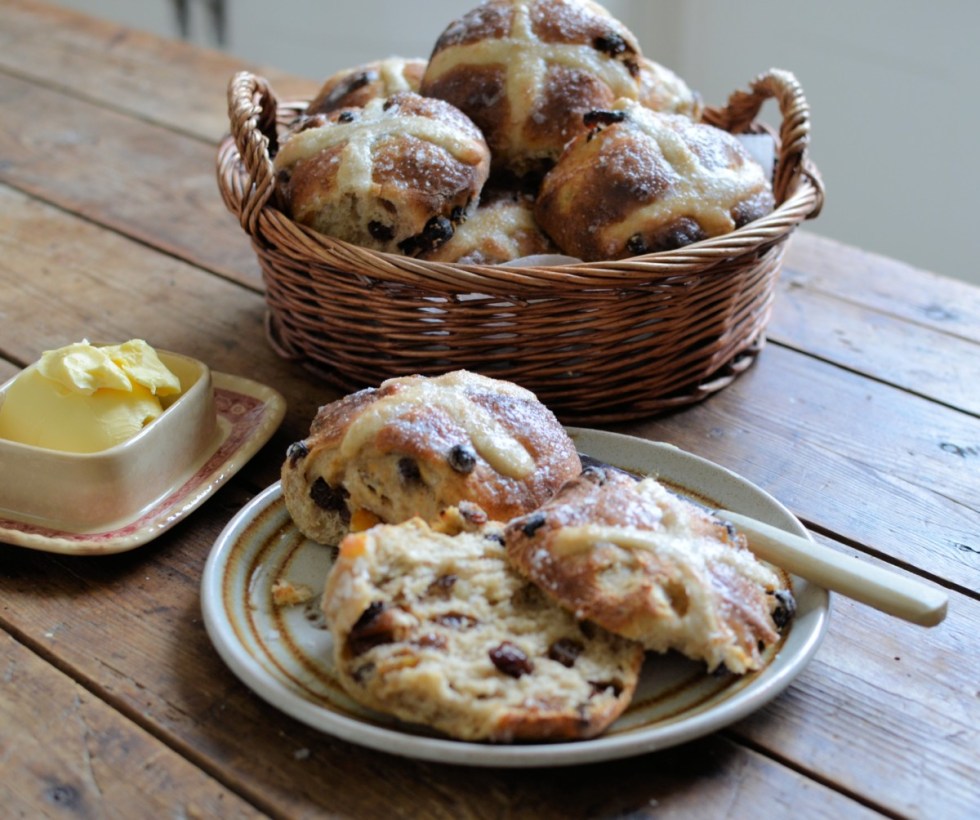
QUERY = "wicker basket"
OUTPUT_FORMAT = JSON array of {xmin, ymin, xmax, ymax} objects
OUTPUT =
[{"xmin": 217, "ymin": 69, "xmax": 823, "ymax": 423}]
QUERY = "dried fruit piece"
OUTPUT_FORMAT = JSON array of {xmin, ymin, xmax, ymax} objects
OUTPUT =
[{"xmin": 489, "ymin": 641, "xmax": 533, "ymax": 678}]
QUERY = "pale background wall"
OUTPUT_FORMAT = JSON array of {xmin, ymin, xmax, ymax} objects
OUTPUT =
[{"xmin": 55, "ymin": 1, "xmax": 980, "ymax": 286}]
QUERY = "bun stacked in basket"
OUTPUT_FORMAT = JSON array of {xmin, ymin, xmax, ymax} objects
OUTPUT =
[
  {"xmin": 282, "ymin": 371, "xmax": 796, "ymax": 743},
  {"xmin": 272, "ymin": 0, "xmax": 773, "ymax": 264}
]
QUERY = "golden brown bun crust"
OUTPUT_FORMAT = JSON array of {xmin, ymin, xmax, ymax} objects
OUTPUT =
[
  {"xmin": 281, "ymin": 371, "xmax": 582, "ymax": 544},
  {"xmin": 420, "ymin": 0, "xmax": 643, "ymax": 177},
  {"xmin": 421, "ymin": 186, "xmax": 558, "ymax": 263},
  {"xmin": 534, "ymin": 99, "xmax": 775, "ymax": 261},
  {"xmin": 306, "ymin": 57, "xmax": 426, "ymax": 116},
  {"xmin": 504, "ymin": 467, "xmax": 796, "ymax": 673},
  {"xmin": 274, "ymin": 92, "xmax": 490, "ymax": 255},
  {"xmin": 637, "ymin": 57, "xmax": 703, "ymax": 120}
]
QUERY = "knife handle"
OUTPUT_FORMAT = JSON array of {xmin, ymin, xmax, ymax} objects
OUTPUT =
[{"xmin": 717, "ymin": 509, "xmax": 948, "ymax": 627}]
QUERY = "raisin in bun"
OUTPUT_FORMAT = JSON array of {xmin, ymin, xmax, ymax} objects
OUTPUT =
[
  {"xmin": 281, "ymin": 370, "xmax": 582, "ymax": 545},
  {"xmin": 534, "ymin": 98, "xmax": 775, "ymax": 261},
  {"xmin": 421, "ymin": 187, "xmax": 558, "ymax": 264},
  {"xmin": 505, "ymin": 467, "xmax": 796, "ymax": 674},
  {"xmin": 305, "ymin": 57, "xmax": 426, "ymax": 117},
  {"xmin": 638, "ymin": 57, "xmax": 703, "ymax": 121},
  {"xmin": 274, "ymin": 92, "xmax": 490, "ymax": 255},
  {"xmin": 420, "ymin": 0, "xmax": 642, "ymax": 178},
  {"xmin": 323, "ymin": 513, "xmax": 643, "ymax": 742}
]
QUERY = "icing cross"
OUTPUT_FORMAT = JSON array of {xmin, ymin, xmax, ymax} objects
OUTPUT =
[
  {"xmin": 426, "ymin": 3, "xmax": 639, "ymax": 140},
  {"xmin": 274, "ymin": 97, "xmax": 485, "ymax": 200},
  {"xmin": 340, "ymin": 373, "xmax": 536, "ymax": 480}
]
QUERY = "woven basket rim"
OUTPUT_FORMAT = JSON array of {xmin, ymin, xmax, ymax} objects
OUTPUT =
[{"xmin": 217, "ymin": 68, "xmax": 824, "ymax": 295}]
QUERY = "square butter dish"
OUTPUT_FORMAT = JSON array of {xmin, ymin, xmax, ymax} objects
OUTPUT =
[{"xmin": 0, "ymin": 351, "xmax": 285, "ymax": 555}]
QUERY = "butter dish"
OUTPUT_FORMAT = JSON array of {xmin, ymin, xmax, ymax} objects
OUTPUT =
[{"xmin": 0, "ymin": 352, "xmax": 286, "ymax": 554}]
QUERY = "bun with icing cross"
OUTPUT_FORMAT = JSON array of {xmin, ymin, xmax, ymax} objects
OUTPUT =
[
  {"xmin": 420, "ymin": 185, "xmax": 558, "ymax": 264},
  {"xmin": 504, "ymin": 466, "xmax": 796, "ymax": 674},
  {"xmin": 281, "ymin": 370, "xmax": 582, "ymax": 545},
  {"xmin": 420, "ymin": 0, "xmax": 643, "ymax": 178},
  {"xmin": 273, "ymin": 91, "xmax": 490, "ymax": 256},
  {"xmin": 533, "ymin": 97, "xmax": 775, "ymax": 261}
]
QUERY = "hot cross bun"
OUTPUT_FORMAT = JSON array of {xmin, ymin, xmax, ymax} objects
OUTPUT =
[
  {"xmin": 504, "ymin": 467, "xmax": 796, "ymax": 674},
  {"xmin": 638, "ymin": 57, "xmax": 703, "ymax": 121},
  {"xmin": 533, "ymin": 98, "xmax": 775, "ymax": 261},
  {"xmin": 274, "ymin": 91, "xmax": 490, "ymax": 255},
  {"xmin": 420, "ymin": 186, "xmax": 558, "ymax": 264},
  {"xmin": 305, "ymin": 57, "xmax": 427, "ymax": 117},
  {"xmin": 420, "ymin": 0, "xmax": 643, "ymax": 178},
  {"xmin": 323, "ymin": 514, "xmax": 644, "ymax": 742},
  {"xmin": 281, "ymin": 370, "xmax": 582, "ymax": 545}
]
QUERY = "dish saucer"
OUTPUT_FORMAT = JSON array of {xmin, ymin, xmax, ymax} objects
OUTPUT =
[
  {"xmin": 201, "ymin": 428, "xmax": 830, "ymax": 767},
  {"xmin": 0, "ymin": 372, "xmax": 285, "ymax": 555}
]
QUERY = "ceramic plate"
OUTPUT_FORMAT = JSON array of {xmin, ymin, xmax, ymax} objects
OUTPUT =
[
  {"xmin": 201, "ymin": 428, "xmax": 829, "ymax": 767},
  {"xmin": 0, "ymin": 373, "xmax": 285, "ymax": 554}
]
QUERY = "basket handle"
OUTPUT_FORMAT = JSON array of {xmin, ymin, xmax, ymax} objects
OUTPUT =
[
  {"xmin": 227, "ymin": 71, "xmax": 281, "ymax": 232},
  {"xmin": 707, "ymin": 68, "xmax": 824, "ymax": 216}
]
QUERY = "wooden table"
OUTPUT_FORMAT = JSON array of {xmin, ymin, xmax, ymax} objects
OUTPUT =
[{"xmin": 1, "ymin": 2, "xmax": 977, "ymax": 817}]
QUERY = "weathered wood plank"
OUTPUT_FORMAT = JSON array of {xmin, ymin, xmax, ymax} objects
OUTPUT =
[
  {"xmin": 0, "ymin": 631, "xmax": 266, "ymax": 818},
  {"xmin": 2, "ymin": 2, "xmax": 976, "ymax": 816},
  {"xmin": 0, "ymin": 191, "xmax": 969, "ymax": 816},
  {"xmin": 0, "ymin": 71, "xmax": 263, "ymax": 290},
  {"xmin": 784, "ymin": 232, "xmax": 980, "ymax": 345},
  {"xmin": 771, "ymin": 257, "xmax": 980, "ymax": 415},
  {"xmin": 0, "ymin": 0, "xmax": 317, "ymax": 141},
  {"xmin": 0, "ymin": 185, "xmax": 899, "ymax": 817}
]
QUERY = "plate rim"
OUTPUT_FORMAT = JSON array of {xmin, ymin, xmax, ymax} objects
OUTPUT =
[{"xmin": 201, "ymin": 431, "xmax": 830, "ymax": 767}]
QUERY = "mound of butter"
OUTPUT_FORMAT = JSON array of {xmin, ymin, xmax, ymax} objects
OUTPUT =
[{"xmin": 0, "ymin": 339, "xmax": 182, "ymax": 453}]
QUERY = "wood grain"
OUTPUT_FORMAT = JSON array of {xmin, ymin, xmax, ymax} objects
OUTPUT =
[
  {"xmin": 0, "ymin": 190, "xmax": 912, "ymax": 815},
  {"xmin": 0, "ymin": 631, "xmax": 265, "ymax": 818},
  {"xmin": 785, "ymin": 232, "xmax": 980, "ymax": 345},
  {"xmin": 0, "ymin": 181, "xmax": 972, "ymax": 811},
  {"xmin": 0, "ymin": 0, "xmax": 317, "ymax": 141},
  {"xmin": 770, "ymin": 260, "xmax": 980, "ymax": 415},
  {"xmin": 0, "ymin": 71, "xmax": 263, "ymax": 290},
  {"xmin": 735, "ymin": 547, "xmax": 980, "ymax": 818}
]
